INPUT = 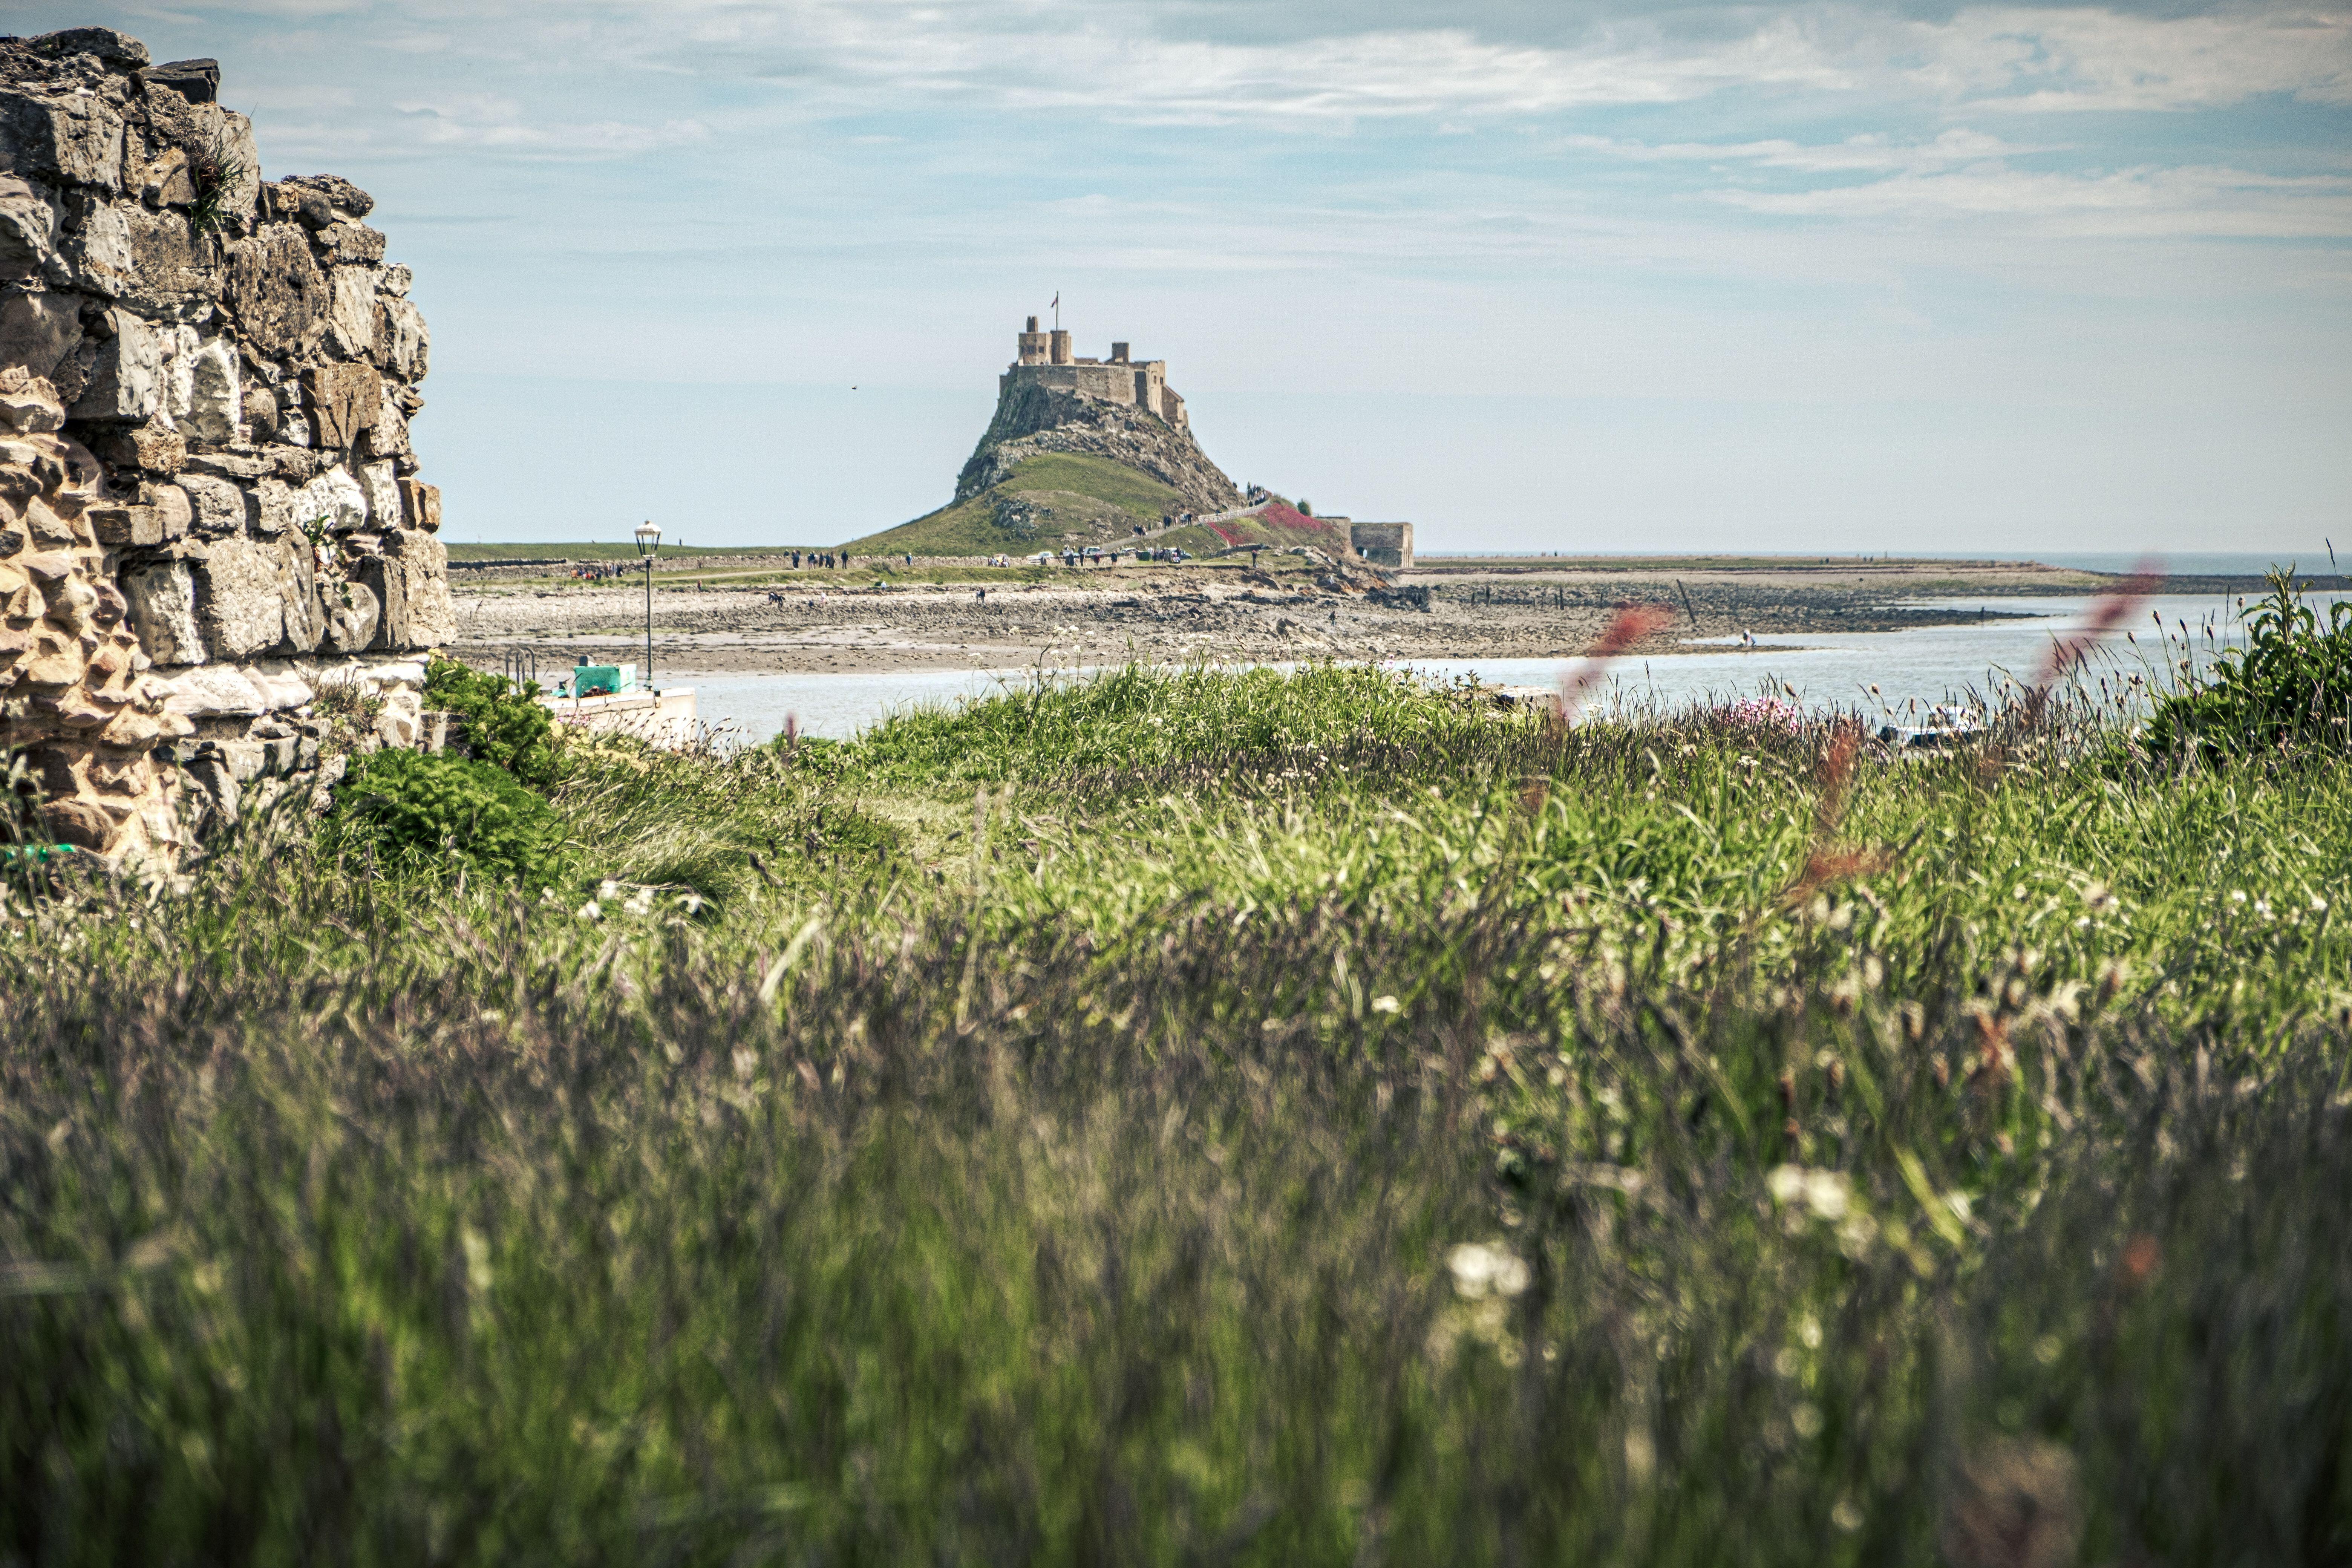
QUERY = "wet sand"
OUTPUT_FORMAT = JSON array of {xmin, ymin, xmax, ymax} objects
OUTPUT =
[{"xmin": 449, "ymin": 558, "xmax": 2121, "ymax": 678}]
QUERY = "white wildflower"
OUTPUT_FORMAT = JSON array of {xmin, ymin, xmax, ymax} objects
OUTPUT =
[
  {"xmin": 1767, "ymin": 1164, "xmax": 1854, "ymax": 1223},
  {"xmin": 1446, "ymin": 1242, "xmax": 1530, "ymax": 1300}
]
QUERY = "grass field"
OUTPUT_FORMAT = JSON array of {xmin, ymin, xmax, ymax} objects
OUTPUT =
[{"xmin": 4, "ymin": 660, "xmax": 2347, "ymax": 1565}]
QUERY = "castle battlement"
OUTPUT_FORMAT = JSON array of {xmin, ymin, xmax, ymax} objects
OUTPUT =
[{"xmin": 1003, "ymin": 316, "xmax": 1188, "ymax": 430}]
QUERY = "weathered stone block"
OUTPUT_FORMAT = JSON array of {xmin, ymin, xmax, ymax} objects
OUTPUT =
[
  {"xmin": 397, "ymin": 477, "xmax": 441, "ymax": 531},
  {"xmin": 249, "ymin": 475, "xmax": 292, "ymax": 536},
  {"xmin": 94, "ymin": 418, "xmax": 185, "ymax": 474},
  {"xmin": 69, "ymin": 309, "xmax": 162, "ymax": 423},
  {"xmin": 320, "ymin": 222, "xmax": 386, "ymax": 265},
  {"xmin": 146, "ymin": 480, "xmax": 192, "ymax": 536},
  {"xmin": 240, "ymin": 386, "xmax": 279, "ymax": 441},
  {"xmin": 322, "ymin": 575, "xmax": 378, "ymax": 653},
  {"xmin": 28, "ymin": 28, "xmax": 152, "ymax": 67},
  {"xmin": 60, "ymin": 200, "xmax": 135, "ymax": 297},
  {"xmin": 273, "ymin": 533, "xmax": 325, "ymax": 653},
  {"xmin": 176, "ymin": 472, "xmax": 250, "ymax": 536},
  {"xmin": 265, "ymin": 444, "xmax": 319, "ymax": 482},
  {"xmin": 88, "ymin": 503, "xmax": 160, "ymax": 545},
  {"xmin": 181, "ymin": 449, "xmax": 271, "ymax": 480},
  {"xmin": 0, "ymin": 374, "xmax": 66, "ymax": 435},
  {"xmin": 301, "ymin": 361, "xmax": 379, "ymax": 449},
  {"xmin": 141, "ymin": 58, "xmax": 219, "ymax": 104},
  {"xmin": 361, "ymin": 396, "xmax": 408, "ymax": 462},
  {"xmin": 159, "ymin": 663, "xmax": 268, "ymax": 715},
  {"xmin": 387, "ymin": 528, "xmax": 453, "ymax": 645},
  {"xmin": 183, "ymin": 337, "xmax": 240, "ymax": 441},
  {"xmin": 274, "ymin": 173, "xmax": 373, "ymax": 220},
  {"xmin": 121, "ymin": 556, "xmax": 204, "ymax": 664},
  {"xmin": 0, "ymin": 291, "xmax": 83, "ymax": 380},
  {"xmin": 224, "ymin": 224, "xmax": 326, "ymax": 361},
  {"xmin": 110, "ymin": 206, "xmax": 217, "ymax": 319},
  {"xmin": 194, "ymin": 537, "xmax": 283, "ymax": 657},
  {"xmin": 0, "ymin": 88, "xmax": 126, "ymax": 191},
  {"xmin": 375, "ymin": 296, "xmax": 429, "ymax": 381},
  {"xmin": 296, "ymin": 464, "xmax": 366, "ymax": 533},
  {"xmin": 324, "ymin": 266, "xmax": 378, "ymax": 361},
  {"xmin": 357, "ymin": 458, "xmax": 399, "ymax": 526},
  {"xmin": 0, "ymin": 177, "xmax": 61, "ymax": 282}
]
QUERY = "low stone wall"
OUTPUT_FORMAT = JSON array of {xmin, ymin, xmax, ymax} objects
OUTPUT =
[{"xmin": 0, "ymin": 28, "xmax": 451, "ymax": 865}]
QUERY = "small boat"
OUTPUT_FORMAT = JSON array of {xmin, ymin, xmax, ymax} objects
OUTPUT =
[{"xmin": 1877, "ymin": 704, "xmax": 1983, "ymax": 749}]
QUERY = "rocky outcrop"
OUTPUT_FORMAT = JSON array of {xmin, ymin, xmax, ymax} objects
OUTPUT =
[
  {"xmin": 0, "ymin": 27, "xmax": 446, "ymax": 865},
  {"xmin": 956, "ymin": 378, "xmax": 1243, "ymax": 515}
]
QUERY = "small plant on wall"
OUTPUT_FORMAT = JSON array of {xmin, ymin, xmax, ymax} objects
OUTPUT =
[
  {"xmin": 187, "ymin": 129, "xmax": 247, "ymax": 237},
  {"xmin": 299, "ymin": 511, "xmax": 356, "ymax": 612}
]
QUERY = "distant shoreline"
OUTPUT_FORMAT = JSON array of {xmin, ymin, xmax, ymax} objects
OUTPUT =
[{"xmin": 447, "ymin": 554, "xmax": 2179, "ymax": 678}]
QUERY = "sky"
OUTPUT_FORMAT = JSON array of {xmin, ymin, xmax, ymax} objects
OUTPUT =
[{"xmin": 14, "ymin": 0, "xmax": 2351, "ymax": 555}]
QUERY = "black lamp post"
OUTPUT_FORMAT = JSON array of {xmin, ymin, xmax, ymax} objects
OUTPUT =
[{"xmin": 634, "ymin": 520, "xmax": 661, "ymax": 688}]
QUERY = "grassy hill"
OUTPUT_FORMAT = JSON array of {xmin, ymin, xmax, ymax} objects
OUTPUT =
[
  {"xmin": 1156, "ymin": 501, "xmax": 1355, "ymax": 559},
  {"xmin": 845, "ymin": 454, "xmax": 1187, "ymax": 556}
]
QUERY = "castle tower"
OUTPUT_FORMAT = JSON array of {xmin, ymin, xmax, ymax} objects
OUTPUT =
[
  {"xmin": 1017, "ymin": 315, "xmax": 1050, "ymax": 366},
  {"xmin": 1049, "ymin": 329, "xmax": 1073, "ymax": 366}
]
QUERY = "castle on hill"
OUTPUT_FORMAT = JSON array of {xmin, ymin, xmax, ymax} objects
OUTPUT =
[{"xmin": 1005, "ymin": 317, "xmax": 1190, "ymax": 430}]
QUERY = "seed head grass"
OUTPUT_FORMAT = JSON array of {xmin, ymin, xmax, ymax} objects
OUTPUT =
[{"xmin": 2, "ymin": 657, "xmax": 2347, "ymax": 1565}]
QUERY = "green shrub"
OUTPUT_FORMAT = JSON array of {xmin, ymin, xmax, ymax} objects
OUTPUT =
[
  {"xmin": 325, "ymin": 749, "xmax": 571, "ymax": 889},
  {"xmin": 424, "ymin": 656, "xmax": 559, "ymax": 789},
  {"xmin": 2145, "ymin": 571, "xmax": 2352, "ymax": 760}
]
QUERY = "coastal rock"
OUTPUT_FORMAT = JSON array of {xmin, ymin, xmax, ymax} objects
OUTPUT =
[{"xmin": 957, "ymin": 377, "xmax": 1242, "ymax": 514}]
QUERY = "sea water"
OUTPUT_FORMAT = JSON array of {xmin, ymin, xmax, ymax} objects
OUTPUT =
[{"xmin": 671, "ymin": 590, "xmax": 2333, "ymax": 744}]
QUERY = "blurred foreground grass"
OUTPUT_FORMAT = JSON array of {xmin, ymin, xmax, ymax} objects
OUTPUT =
[{"xmin": 3, "ymin": 663, "xmax": 2348, "ymax": 1566}]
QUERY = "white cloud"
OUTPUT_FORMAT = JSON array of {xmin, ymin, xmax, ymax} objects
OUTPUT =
[
  {"xmin": 601, "ymin": 0, "xmax": 2352, "ymax": 120},
  {"xmin": 1561, "ymin": 127, "xmax": 2054, "ymax": 173},
  {"xmin": 389, "ymin": 93, "xmax": 710, "ymax": 156},
  {"xmin": 1712, "ymin": 162, "xmax": 2352, "ymax": 238}
]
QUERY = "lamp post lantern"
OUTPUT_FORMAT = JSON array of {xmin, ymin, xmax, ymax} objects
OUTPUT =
[{"xmin": 634, "ymin": 521, "xmax": 661, "ymax": 687}]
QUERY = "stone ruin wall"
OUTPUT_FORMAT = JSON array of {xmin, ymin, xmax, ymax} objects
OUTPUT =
[{"xmin": 0, "ymin": 27, "xmax": 451, "ymax": 866}]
